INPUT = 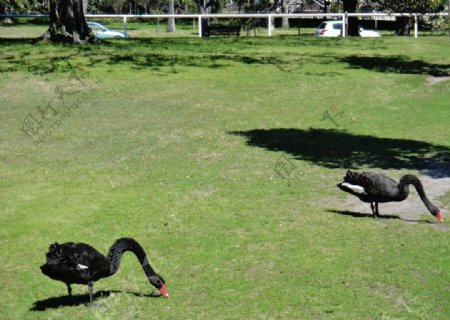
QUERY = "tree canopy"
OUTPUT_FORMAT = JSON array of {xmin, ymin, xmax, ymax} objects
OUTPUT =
[
  {"xmin": 0, "ymin": 0, "xmax": 46, "ymax": 13},
  {"xmin": 1, "ymin": 0, "xmax": 447, "ymax": 15},
  {"xmin": 366, "ymin": 0, "xmax": 446, "ymax": 13}
]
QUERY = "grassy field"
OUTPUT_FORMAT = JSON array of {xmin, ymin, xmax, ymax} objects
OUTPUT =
[{"xmin": 0, "ymin": 30, "xmax": 449, "ymax": 320}]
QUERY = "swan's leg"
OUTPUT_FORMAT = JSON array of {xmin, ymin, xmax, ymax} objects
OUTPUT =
[
  {"xmin": 370, "ymin": 202, "xmax": 376, "ymax": 218},
  {"xmin": 67, "ymin": 283, "xmax": 75, "ymax": 305},
  {"xmin": 88, "ymin": 282, "xmax": 94, "ymax": 304},
  {"xmin": 86, "ymin": 282, "xmax": 102, "ymax": 307},
  {"xmin": 375, "ymin": 202, "xmax": 380, "ymax": 217},
  {"xmin": 85, "ymin": 282, "xmax": 95, "ymax": 306}
]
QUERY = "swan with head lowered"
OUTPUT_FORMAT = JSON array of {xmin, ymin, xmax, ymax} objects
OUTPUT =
[
  {"xmin": 40, "ymin": 237, "xmax": 169, "ymax": 305},
  {"xmin": 337, "ymin": 171, "xmax": 444, "ymax": 222}
]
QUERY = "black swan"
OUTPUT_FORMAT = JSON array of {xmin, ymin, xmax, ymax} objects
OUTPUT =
[
  {"xmin": 40, "ymin": 237, "xmax": 169, "ymax": 305},
  {"xmin": 337, "ymin": 171, "xmax": 443, "ymax": 222}
]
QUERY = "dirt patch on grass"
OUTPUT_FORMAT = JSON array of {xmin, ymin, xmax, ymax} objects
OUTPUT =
[{"xmin": 426, "ymin": 76, "xmax": 450, "ymax": 86}]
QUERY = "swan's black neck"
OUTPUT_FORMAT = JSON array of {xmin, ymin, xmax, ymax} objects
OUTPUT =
[
  {"xmin": 398, "ymin": 175, "xmax": 436, "ymax": 213},
  {"xmin": 106, "ymin": 238, "xmax": 157, "ymax": 278}
]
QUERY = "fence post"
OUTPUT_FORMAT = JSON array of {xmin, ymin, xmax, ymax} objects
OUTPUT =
[
  {"xmin": 123, "ymin": 16, "xmax": 127, "ymax": 36},
  {"xmin": 268, "ymin": 15, "xmax": 272, "ymax": 37},
  {"xmin": 414, "ymin": 14, "xmax": 418, "ymax": 38},
  {"xmin": 198, "ymin": 15, "xmax": 202, "ymax": 37},
  {"xmin": 342, "ymin": 13, "xmax": 347, "ymax": 37}
]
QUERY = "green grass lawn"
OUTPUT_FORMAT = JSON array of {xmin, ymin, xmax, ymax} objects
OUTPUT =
[{"xmin": 0, "ymin": 33, "xmax": 449, "ymax": 320}]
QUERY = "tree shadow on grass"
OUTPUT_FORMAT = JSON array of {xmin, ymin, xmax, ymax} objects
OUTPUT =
[
  {"xmin": 229, "ymin": 128, "xmax": 450, "ymax": 178},
  {"xmin": 30, "ymin": 290, "xmax": 161, "ymax": 311},
  {"xmin": 2, "ymin": 38, "xmax": 448, "ymax": 76},
  {"xmin": 0, "ymin": 38, "xmax": 41, "ymax": 43},
  {"xmin": 339, "ymin": 55, "xmax": 450, "ymax": 77},
  {"xmin": 0, "ymin": 37, "xmax": 290, "ymax": 74}
]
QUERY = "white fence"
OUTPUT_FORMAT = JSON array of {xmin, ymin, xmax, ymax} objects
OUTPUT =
[{"xmin": 1, "ymin": 12, "xmax": 448, "ymax": 38}]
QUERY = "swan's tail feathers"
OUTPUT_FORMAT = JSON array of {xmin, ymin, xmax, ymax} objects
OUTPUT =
[
  {"xmin": 40, "ymin": 263, "xmax": 51, "ymax": 275},
  {"xmin": 45, "ymin": 243, "xmax": 63, "ymax": 259},
  {"xmin": 40, "ymin": 260, "xmax": 62, "ymax": 279},
  {"xmin": 338, "ymin": 182, "xmax": 366, "ymax": 195},
  {"xmin": 40, "ymin": 243, "xmax": 61, "ymax": 274},
  {"xmin": 40, "ymin": 242, "xmax": 77, "ymax": 277},
  {"xmin": 343, "ymin": 170, "xmax": 360, "ymax": 183}
]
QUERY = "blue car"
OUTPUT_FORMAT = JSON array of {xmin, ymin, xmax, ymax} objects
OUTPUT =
[{"xmin": 87, "ymin": 22, "xmax": 129, "ymax": 39}]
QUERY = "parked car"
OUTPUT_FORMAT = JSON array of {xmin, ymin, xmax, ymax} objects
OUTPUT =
[
  {"xmin": 315, "ymin": 20, "xmax": 381, "ymax": 37},
  {"xmin": 315, "ymin": 20, "xmax": 344, "ymax": 37},
  {"xmin": 358, "ymin": 26, "xmax": 381, "ymax": 37},
  {"xmin": 87, "ymin": 21, "xmax": 129, "ymax": 39}
]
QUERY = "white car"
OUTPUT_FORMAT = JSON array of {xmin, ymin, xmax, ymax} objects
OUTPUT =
[
  {"xmin": 87, "ymin": 21, "xmax": 129, "ymax": 39},
  {"xmin": 358, "ymin": 26, "xmax": 381, "ymax": 37},
  {"xmin": 315, "ymin": 20, "xmax": 381, "ymax": 37}
]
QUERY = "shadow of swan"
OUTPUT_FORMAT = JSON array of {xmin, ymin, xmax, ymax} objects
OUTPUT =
[
  {"xmin": 327, "ymin": 209, "xmax": 438, "ymax": 224},
  {"xmin": 30, "ymin": 290, "xmax": 162, "ymax": 311},
  {"xmin": 328, "ymin": 209, "xmax": 401, "ymax": 220}
]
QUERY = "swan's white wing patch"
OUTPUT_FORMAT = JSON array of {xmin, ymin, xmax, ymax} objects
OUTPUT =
[
  {"xmin": 341, "ymin": 182, "xmax": 366, "ymax": 194},
  {"xmin": 77, "ymin": 264, "xmax": 89, "ymax": 270}
]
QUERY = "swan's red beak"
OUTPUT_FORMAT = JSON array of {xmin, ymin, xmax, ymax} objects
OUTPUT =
[
  {"xmin": 160, "ymin": 284, "xmax": 169, "ymax": 298},
  {"xmin": 436, "ymin": 211, "xmax": 444, "ymax": 223}
]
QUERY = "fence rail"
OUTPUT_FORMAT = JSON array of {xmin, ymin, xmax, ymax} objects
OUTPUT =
[{"xmin": 1, "ymin": 12, "xmax": 448, "ymax": 38}]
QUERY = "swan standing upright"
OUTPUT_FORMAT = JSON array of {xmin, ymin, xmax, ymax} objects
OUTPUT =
[
  {"xmin": 40, "ymin": 237, "xmax": 169, "ymax": 305},
  {"xmin": 337, "ymin": 171, "xmax": 443, "ymax": 222}
]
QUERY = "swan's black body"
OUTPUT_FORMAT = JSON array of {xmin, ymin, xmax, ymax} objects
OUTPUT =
[
  {"xmin": 337, "ymin": 171, "xmax": 443, "ymax": 222},
  {"xmin": 40, "ymin": 237, "xmax": 168, "ymax": 304}
]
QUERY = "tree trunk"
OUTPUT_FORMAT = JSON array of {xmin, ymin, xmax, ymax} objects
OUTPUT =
[
  {"xmin": 323, "ymin": 1, "xmax": 328, "ymax": 13},
  {"xmin": 0, "ymin": 3, "xmax": 13, "ymax": 24},
  {"xmin": 395, "ymin": 16, "xmax": 410, "ymax": 36},
  {"xmin": 167, "ymin": 0, "xmax": 176, "ymax": 33},
  {"xmin": 281, "ymin": 1, "xmax": 289, "ymax": 29},
  {"xmin": 82, "ymin": 0, "xmax": 88, "ymax": 14},
  {"xmin": 43, "ymin": 0, "xmax": 96, "ymax": 43},
  {"xmin": 197, "ymin": 2, "xmax": 208, "ymax": 36},
  {"xmin": 343, "ymin": 0, "xmax": 359, "ymax": 36}
]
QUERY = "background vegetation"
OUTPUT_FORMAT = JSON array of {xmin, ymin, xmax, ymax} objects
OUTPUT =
[{"xmin": 0, "ymin": 0, "xmax": 448, "ymax": 15}]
